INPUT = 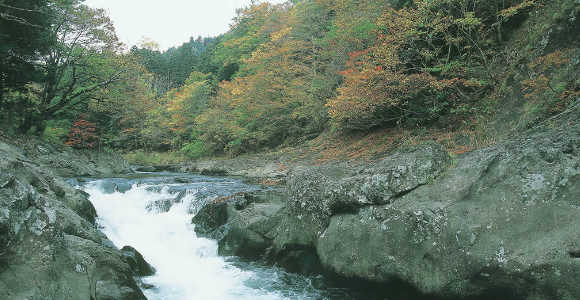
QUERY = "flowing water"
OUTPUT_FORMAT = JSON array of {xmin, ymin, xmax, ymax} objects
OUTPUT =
[{"xmin": 77, "ymin": 173, "xmax": 354, "ymax": 300}]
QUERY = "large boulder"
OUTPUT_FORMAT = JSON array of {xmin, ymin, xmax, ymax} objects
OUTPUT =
[
  {"xmin": 193, "ymin": 191, "xmax": 284, "ymax": 257},
  {"xmin": 192, "ymin": 107, "xmax": 580, "ymax": 299},
  {"xmin": 314, "ymin": 117, "xmax": 580, "ymax": 299},
  {"xmin": 192, "ymin": 190, "xmax": 328, "ymax": 274},
  {"xmin": 286, "ymin": 142, "xmax": 451, "ymax": 228},
  {"xmin": 0, "ymin": 140, "xmax": 145, "ymax": 300}
]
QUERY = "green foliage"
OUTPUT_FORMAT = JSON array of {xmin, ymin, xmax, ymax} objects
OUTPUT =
[
  {"xmin": 123, "ymin": 150, "xmax": 187, "ymax": 166},
  {"xmin": 0, "ymin": 0, "xmax": 52, "ymax": 94},
  {"xmin": 130, "ymin": 36, "xmax": 217, "ymax": 96},
  {"xmin": 327, "ymin": 0, "xmax": 541, "ymax": 131},
  {"xmin": 2, "ymin": 0, "xmax": 575, "ymax": 159},
  {"xmin": 519, "ymin": 49, "xmax": 580, "ymax": 127},
  {"xmin": 181, "ymin": 140, "xmax": 207, "ymax": 159},
  {"xmin": 42, "ymin": 120, "xmax": 70, "ymax": 144}
]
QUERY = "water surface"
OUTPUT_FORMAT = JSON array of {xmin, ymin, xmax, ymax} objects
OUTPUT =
[{"xmin": 80, "ymin": 173, "xmax": 352, "ymax": 300}]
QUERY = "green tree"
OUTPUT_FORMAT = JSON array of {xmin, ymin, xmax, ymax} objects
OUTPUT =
[
  {"xmin": 0, "ymin": 0, "xmax": 52, "ymax": 132},
  {"xmin": 34, "ymin": 1, "xmax": 123, "ymax": 132}
]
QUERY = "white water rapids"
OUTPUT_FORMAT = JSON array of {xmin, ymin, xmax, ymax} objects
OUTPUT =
[{"xmin": 81, "ymin": 176, "xmax": 342, "ymax": 300}]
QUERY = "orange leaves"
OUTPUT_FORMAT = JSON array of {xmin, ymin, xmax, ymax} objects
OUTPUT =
[
  {"xmin": 66, "ymin": 115, "xmax": 98, "ymax": 149},
  {"xmin": 519, "ymin": 48, "xmax": 578, "ymax": 120},
  {"xmin": 528, "ymin": 50, "xmax": 570, "ymax": 70},
  {"xmin": 327, "ymin": 0, "xmax": 507, "ymax": 131},
  {"xmin": 347, "ymin": 49, "xmax": 371, "ymax": 59},
  {"xmin": 522, "ymin": 50, "xmax": 572, "ymax": 100},
  {"xmin": 328, "ymin": 7, "xmax": 423, "ymax": 129}
]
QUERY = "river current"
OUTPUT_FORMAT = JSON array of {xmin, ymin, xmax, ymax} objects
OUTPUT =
[{"xmin": 77, "ymin": 173, "xmax": 353, "ymax": 300}]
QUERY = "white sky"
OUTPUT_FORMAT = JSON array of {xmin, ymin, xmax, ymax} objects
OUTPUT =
[{"xmin": 84, "ymin": 0, "xmax": 287, "ymax": 50}]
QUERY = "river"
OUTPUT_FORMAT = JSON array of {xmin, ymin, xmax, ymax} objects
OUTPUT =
[{"xmin": 77, "ymin": 172, "xmax": 354, "ymax": 300}]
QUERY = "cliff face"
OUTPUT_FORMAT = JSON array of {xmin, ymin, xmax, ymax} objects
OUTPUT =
[
  {"xmin": 193, "ymin": 103, "xmax": 580, "ymax": 300},
  {"xmin": 0, "ymin": 139, "xmax": 145, "ymax": 300}
]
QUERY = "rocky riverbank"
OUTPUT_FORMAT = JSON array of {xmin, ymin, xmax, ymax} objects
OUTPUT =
[
  {"xmin": 0, "ymin": 136, "xmax": 151, "ymax": 299},
  {"xmin": 192, "ymin": 104, "xmax": 580, "ymax": 300},
  {"xmin": 1, "ymin": 104, "xmax": 578, "ymax": 299}
]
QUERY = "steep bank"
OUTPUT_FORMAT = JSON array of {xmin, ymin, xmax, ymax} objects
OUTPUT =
[
  {"xmin": 0, "ymin": 138, "xmax": 147, "ymax": 299},
  {"xmin": 192, "ymin": 102, "xmax": 580, "ymax": 300}
]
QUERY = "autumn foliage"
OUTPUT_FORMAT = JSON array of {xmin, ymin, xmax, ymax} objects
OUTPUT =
[
  {"xmin": 66, "ymin": 115, "xmax": 98, "ymax": 149},
  {"xmin": 327, "ymin": 0, "xmax": 539, "ymax": 130},
  {"xmin": 92, "ymin": 0, "xmax": 574, "ymax": 158}
]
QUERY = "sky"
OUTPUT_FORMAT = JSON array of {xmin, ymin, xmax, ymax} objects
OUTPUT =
[{"xmin": 84, "ymin": 0, "xmax": 287, "ymax": 51}]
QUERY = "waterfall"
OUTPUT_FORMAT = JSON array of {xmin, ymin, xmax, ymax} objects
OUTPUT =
[{"xmin": 81, "ymin": 175, "xmax": 332, "ymax": 300}]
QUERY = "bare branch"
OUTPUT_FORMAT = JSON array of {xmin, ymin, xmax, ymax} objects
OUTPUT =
[
  {"xmin": 0, "ymin": 12, "xmax": 42, "ymax": 28},
  {"xmin": 0, "ymin": 3, "xmax": 45, "ymax": 14}
]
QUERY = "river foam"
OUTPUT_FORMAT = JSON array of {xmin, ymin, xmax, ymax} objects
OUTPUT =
[{"xmin": 84, "ymin": 179, "xmax": 285, "ymax": 300}]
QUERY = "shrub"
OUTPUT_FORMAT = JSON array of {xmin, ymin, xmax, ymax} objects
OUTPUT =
[
  {"xmin": 181, "ymin": 140, "xmax": 207, "ymax": 159},
  {"xmin": 65, "ymin": 115, "xmax": 98, "ymax": 149},
  {"xmin": 42, "ymin": 120, "xmax": 71, "ymax": 145},
  {"xmin": 327, "ymin": 0, "xmax": 538, "ymax": 131}
]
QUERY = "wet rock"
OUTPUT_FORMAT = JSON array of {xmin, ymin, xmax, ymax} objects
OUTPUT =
[
  {"xmin": 174, "ymin": 177, "xmax": 191, "ymax": 183},
  {"xmin": 145, "ymin": 198, "xmax": 174, "ymax": 213},
  {"xmin": 217, "ymin": 203, "xmax": 283, "ymax": 258},
  {"xmin": 193, "ymin": 202, "xmax": 229, "ymax": 239},
  {"xmin": 134, "ymin": 166, "xmax": 156, "ymax": 172},
  {"xmin": 0, "ymin": 139, "xmax": 145, "ymax": 300},
  {"xmin": 173, "ymin": 190, "xmax": 187, "ymax": 203},
  {"xmin": 192, "ymin": 189, "xmax": 324, "ymax": 273},
  {"xmin": 200, "ymin": 168, "xmax": 228, "ymax": 176},
  {"xmin": 121, "ymin": 246, "xmax": 155, "ymax": 276}
]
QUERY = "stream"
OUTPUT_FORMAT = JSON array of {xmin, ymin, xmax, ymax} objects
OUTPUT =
[{"xmin": 76, "ymin": 172, "xmax": 355, "ymax": 300}]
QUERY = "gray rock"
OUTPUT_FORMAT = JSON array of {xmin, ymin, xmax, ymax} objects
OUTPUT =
[
  {"xmin": 7, "ymin": 136, "xmax": 132, "ymax": 177},
  {"xmin": 313, "ymin": 115, "xmax": 580, "ymax": 299},
  {"xmin": 121, "ymin": 246, "xmax": 155, "ymax": 276},
  {"xmin": 134, "ymin": 166, "xmax": 156, "ymax": 172},
  {"xmin": 192, "ymin": 190, "xmax": 323, "ymax": 273},
  {"xmin": 0, "ymin": 140, "xmax": 145, "ymax": 300},
  {"xmin": 191, "ymin": 107, "xmax": 580, "ymax": 299},
  {"xmin": 286, "ymin": 142, "xmax": 450, "ymax": 228},
  {"xmin": 145, "ymin": 198, "xmax": 174, "ymax": 213}
]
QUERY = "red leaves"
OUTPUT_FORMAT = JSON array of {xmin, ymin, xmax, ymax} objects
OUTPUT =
[{"xmin": 65, "ymin": 115, "xmax": 99, "ymax": 149}]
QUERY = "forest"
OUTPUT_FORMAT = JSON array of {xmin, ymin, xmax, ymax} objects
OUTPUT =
[{"xmin": 1, "ymin": 0, "xmax": 579, "ymax": 159}]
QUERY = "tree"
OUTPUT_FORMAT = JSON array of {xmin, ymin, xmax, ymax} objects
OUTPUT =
[
  {"xmin": 326, "ymin": 0, "xmax": 536, "ymax": 131},
  {"xmin": 65, "ymin": 114, "xmax": 98, "ymax": 149},
  {"xmin": 86, "ymin": 55, "xmax": 158, "ymax": 150},
  {"xmin": 0, "ymin": 0, "xmax": 52, "ymax": 93},
  {"xmin": 32, "ymin": 1, "xmax": 123, "ymax": 132},
  {"xmin": 0, "ymin": 0, "xmax": 52, "ymax": 132}
]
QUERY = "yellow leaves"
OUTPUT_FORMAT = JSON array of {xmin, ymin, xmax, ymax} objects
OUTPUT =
[
  {"xmin": 499, "ymin": 0, "xmax": 537, "ymax": 19},
  {"xmin": 231, "ymin": 87, "xmax": 244, "ymax": 97},
  {"xmin": 454, "ymin": 12, "xmax": 482, "ymax": 28},
  {"xmin": 271, "ymin": 26, "xmax": 292, "ymax": 42}
]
